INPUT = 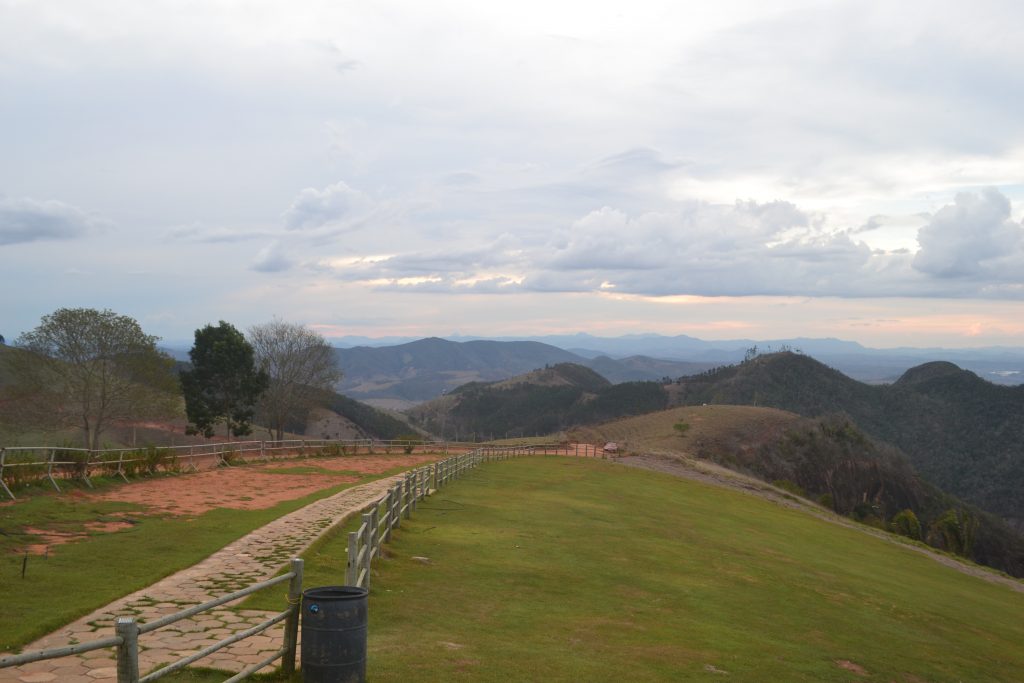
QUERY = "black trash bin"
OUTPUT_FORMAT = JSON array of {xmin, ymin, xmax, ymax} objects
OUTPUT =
[{"xmin": 301, "ymin": 585, "xmax": 368, "ymax": 683}]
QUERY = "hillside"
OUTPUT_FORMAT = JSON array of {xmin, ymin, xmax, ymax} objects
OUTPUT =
[
  {"xmin": 333, "ymin": 337, "xmax": 709, "ymax": 406},
  {"xmin": 407, "ymin": 363, "xmax": 667, "ymax": 440},
  {"xmin": 669, "ymin": 353, "xmax": 1024, "ymax": 533},
  {"xmin": 262, "ymin": 457, "xmax": 1024, "ymax": 681},
  {"xmin": 576, "ymin": 405, "xmax": 1024, "ymax": 577}
]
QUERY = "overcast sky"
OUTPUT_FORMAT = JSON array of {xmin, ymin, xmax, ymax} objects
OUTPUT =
[{"xmin": 3, "ymin": 0, "xmax": 1024, "ymax": 348}]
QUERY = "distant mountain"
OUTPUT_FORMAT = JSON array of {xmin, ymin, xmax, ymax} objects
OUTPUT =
[
  {"xmin": 334, "ymin": 338, "xmax": 584, "ymax": 403},
  {"xmin": 333, "ymin": 337, "xmax": 707, "ymax": 405},
  {"xmin": 670, "ymin": 353, "xmax": 1024, "ymax": 532},
  {"xmin": 266, "ymin": 386, "xmax": 417, "ymax": 440},
  {"xmin": 326, "ymin": 332, "xmax": 1024, "ymax": 386},
  {"xmin": 406, "ymin": 363, "xmax": 667, "ymax": 440}
]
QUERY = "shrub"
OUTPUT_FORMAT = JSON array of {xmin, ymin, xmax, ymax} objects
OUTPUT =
[
  {"xmin": 927, "ymin": 508, "xmax": 977, "ymax": 556},
  {"xmin": 890, "ymin": 509, "xmax": 922, "ymax": 540},
  {"xmin": 395, "ymin": 434, "xmax": 422, "ymax": 455},
  {"xmin": 673, "ymin": 422, "xmax": 691, "ymax": 436},
  {"xmin": 221, "ymin": 446, "xmax": 241, "ymax": 466}
]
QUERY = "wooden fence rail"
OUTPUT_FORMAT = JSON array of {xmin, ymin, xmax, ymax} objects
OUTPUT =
[
  {"xmin": 0, "ymin": 559, "xmax": 305, "ymax": 683},
  {"xmin": 342, "ymin": 445, "xmax": 574, "ymax": 589},
  {"xmin": 0, "ymin": 439, "xmax": 604, "ymax": 501},
  {"xmin": 0, "ymin": 443, "xmax": 600, "ymax": 681}
]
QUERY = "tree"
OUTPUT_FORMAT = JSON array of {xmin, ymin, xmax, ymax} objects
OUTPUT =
[
  {"xmin": 890, "ymin": 509, "xmax": 922, "ymax": 540},
  {"xmin": 7, "ymin": 308, "xmax": 178, "ymax": 449},
  {"xmin": 248, "ymin": 320, "xmax": 342, "ymax": 441},
  {"xmin": 180, "ymin": 321, "xmax": 268, "ymax": 438}
]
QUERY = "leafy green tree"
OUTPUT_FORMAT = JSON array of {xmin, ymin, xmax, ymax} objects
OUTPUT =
[
  {"xmin": 7, "ymin": 308, "xmax": 178, "ymax": 449},
  {"xmin": 180, "ymin": 321, "xmax": 269, "ymax": 438},
  {"xmin": 248, "ymin": 320, "xmax": 342, "ymax": 440},
  {"xmin": 890, "ymin": 509, "xmax": 922, "ymax": 540},
  {"xmin": 927, "ymin": 508, "xmax": 978, "ymax": 557}
]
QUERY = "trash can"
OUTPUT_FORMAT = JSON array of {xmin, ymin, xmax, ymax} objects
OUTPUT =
[{"xmin": 302, "ymin": 585, "xmax": 368, "ymax": 683}]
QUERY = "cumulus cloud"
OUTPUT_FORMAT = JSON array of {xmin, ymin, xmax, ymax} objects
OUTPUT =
[
  {"xmin": 283, "ymin": 181, "xmax": 372, "ymax": 231},
  {"xmin": 913, "ymin": 188, "xmax": 1024, "ymax": 278},
  {"xmin": 0, "ymin": 197, "xmax": 103, "ymax": 246},
  {"xmin": 524, "ymin": 199, "xmax": 881, "ymax": 297},
  {"xmin": 252, "ymin": 241, "xmax": 292, "ymax": 273}
]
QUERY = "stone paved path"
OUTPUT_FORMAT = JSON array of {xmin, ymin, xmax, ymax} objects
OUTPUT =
[{"xmin": 1, "ymin": 475, "xmax": 403, "ymax": 682}]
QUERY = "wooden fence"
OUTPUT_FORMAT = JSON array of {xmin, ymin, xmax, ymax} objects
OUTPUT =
[
  {"xmin": 0, "ymin": 559, "xmax": 304, "ymax": 683},
  {"xmin": 0, "ymin": 439, "xmax": 604, "ymax": 501},
  {"xmin": 0, "ymin": 444, "xmax": 558, "ymax": 682}
]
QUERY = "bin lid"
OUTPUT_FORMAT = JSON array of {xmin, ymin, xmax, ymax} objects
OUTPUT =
[{"xmin": 303, "ymin": 585, "xmax": 369, "ymax": 601}]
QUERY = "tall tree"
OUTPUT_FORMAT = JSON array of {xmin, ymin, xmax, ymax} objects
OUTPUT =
[
  {"xmin": 8, "ymin": 308, "xmax": 178, "ymax": 449},
  {"xmin": 248, "ymin": 320, "xmax": 343, "ymax": 440},
  {"xmin": 180, "ymin": 321, "xmax": 269, "ymax": 438}
]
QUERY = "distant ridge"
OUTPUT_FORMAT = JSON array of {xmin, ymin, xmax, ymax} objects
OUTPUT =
[
  {"xmin": 407, "ymin": 362, "xmax": 667, "ymax": 439},
  {"xmin": 333, "ymin": 337, "xmax": 708, "ymax": 405},
  {"xmin": 321, "ymin": 332, "xmax": 1024, "ymax": 386}
]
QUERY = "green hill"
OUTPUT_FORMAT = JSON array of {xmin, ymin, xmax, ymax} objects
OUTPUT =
[
  {"xmin": 249, "ymin": 456, "xmax": 1024, "ymax": 682},
  {"xmin": 407, "ymin": 363, "xmax": 667, "ymax": 439},
  {"xmin": 576, "ymin": 405, "xmax": 1024, "ymax": 577},
  {"xmin": 670, "ymin": 353, "xmax": 1024, "ymax": 533}
]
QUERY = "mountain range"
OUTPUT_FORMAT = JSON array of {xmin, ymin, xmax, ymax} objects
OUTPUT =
[
  {"xmin": 402, "ymin": 354, "xmax": 1024, "ymax": 576},
  {"xmin": 332, "ymin": 337, "xmax": 711, "ymax": 407},
  {"xmin": 321, "ymin": 332, "xmax": 1024, "ymax": 386}
]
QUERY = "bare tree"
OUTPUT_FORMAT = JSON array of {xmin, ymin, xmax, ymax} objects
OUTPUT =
[
  {"xmin": 248, "ymin": 320, "xmax": 342, "ymax": 440},
  {"xmin": 7, "ymin": 308, "xmax": 179, "ymax": 449}
]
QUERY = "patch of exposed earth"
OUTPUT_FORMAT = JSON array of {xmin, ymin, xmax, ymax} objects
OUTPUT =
[
  {"xmin": 88, "ymin": 454, "xmax": 438, "ymax": 516},
  {"xmin": 6, "ymin": 454, "xmax": 441, "ymax": 555}
]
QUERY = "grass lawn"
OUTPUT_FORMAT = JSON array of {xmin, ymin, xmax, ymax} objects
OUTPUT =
[
  {"xmin": 243, "ymin": 456, "xmax": 1024, "ymax": 682},
  {"xmin": 0, "ymin": 462, "xmax": 423, "ymax": 652}
]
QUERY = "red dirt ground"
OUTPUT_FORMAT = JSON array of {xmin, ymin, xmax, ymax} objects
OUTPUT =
[{"xmin": 87, "ymin": 454, "xmax": 439, "ymax": 516}]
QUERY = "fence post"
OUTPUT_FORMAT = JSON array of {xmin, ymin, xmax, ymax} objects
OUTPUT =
[
  {"xmin": 115, "ymin": 617, "xmax": 140, "ymax": 683},
  {"xmin": 346, "ymin": 531, "xmax": 359, "ymax": 585},
  {"xmin": 281, "ymin": 557, "xmax": 304, "ymax": 675},
  {"xmin": 369, "ymin": 506, "xmax": 379, "ymax": 559},
  {"xmin": 383, "ymin": 490, "xmax": 394, "ymax": 543},
  {"xmin": 401, "ymin": 475, "xmax": 410, "ymax": 519},
  {"xmin": 361, "ymin": 512, "xmax": 374, "ymax": 590},
  {"xmin": 46, "ymin": 448, "xmax": 61, "ymax": 493},
  {"xmin": 0, "ymin": 448, "xmax": 14, "ymax": 501}
]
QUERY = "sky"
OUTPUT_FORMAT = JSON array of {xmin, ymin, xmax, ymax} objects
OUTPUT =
[{"xmin": 2, "ymin": 0, "xmax": 1024, "ymax": 349}]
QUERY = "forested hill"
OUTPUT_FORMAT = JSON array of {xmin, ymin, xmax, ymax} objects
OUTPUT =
[
  {"xmin": 670, "ymin": 353, "xmax": 1024, "ymax": 531},
  {"xmin": 333, "ymin": 337, "xmax": 710, "ymax": 404},
  {"xmin": 407, "ymin": 363, "xmax": 667, "ymax": 439}
]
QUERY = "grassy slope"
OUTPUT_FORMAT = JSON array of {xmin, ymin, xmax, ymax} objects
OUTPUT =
[
  {"xmin": 245, "ymin": 457, "xmax": 1023, "ymax": 682},
  {"xmin": 0, "ymin": 459, "xmax": 428, "ymax": 652},
  {"xmin": 571, "ymin": 404, "xmax": 801, "ymax": 455}
]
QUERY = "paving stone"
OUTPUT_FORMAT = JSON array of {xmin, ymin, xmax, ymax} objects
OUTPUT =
[
  {"xmin": 0, "ymin": 475, "xmax": 405, "ymax": 682},
  {"xmin": 16, "ymin": 673, "xmax": 57, "ymax": 683}
]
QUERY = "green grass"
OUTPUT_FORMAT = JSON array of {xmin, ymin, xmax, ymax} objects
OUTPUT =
[
  {"xmin": 240, "ymin": 456, "xmax": 1024, "ymax": 682},
  {"xmin": 0, "ymin": 461, "xmax": 428, "ymax": 652}
]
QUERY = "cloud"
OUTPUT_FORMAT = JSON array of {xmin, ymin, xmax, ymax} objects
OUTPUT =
[
  {"xmin": 283, "ymin": 181, "xmax": 372, "ymax": 231},
  {"xmin": 0, "ymin": 197, "xmax": 104, "ymax": 246},
  {"xmin": 252, "ymin": 241, "xmax": 292, "ymax": 272},
  {"xmin": 165, "ymin": 223, "xmax": 273, "ymax": 243},
  {"xmin": 913, "ymin": 188, "xmax": 1024, "ymax": 278}
]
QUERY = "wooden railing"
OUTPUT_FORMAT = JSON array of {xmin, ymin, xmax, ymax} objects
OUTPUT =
[
  {"xmin": 0, "ymin": 440, "xmax": 604, "ymax": 501},
  {"xmin": 0, "ymin": 560, "xmax": 305, "ymax": 683},
  {"xmin": 343, "ymin": 445, "xmax": 558, "ymax": 588},
  {"xmin": 0, "ymin": 443, "xmax": 595, "ymax": 681}
]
